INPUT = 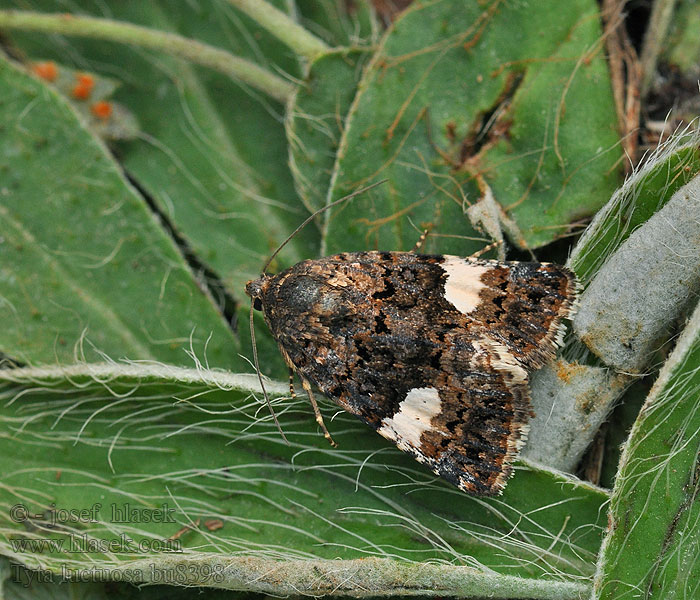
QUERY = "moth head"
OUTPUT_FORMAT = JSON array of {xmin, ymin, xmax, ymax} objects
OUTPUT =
[{"xmin": 245, "ymin": 277, "xmax": 268, "ymax": 312}]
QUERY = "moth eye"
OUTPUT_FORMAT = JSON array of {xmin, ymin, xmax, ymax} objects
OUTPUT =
[{"xmin": 253, "ymin": 298, "xmax": 263, "ymax": 312}]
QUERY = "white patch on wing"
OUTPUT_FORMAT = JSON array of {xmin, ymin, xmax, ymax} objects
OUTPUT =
[
  {"xmin": 473, "ymin": 340, "xmax": 528, "ymax": 384},
  {"xmin": 378, "ymin": 387, "xmax": 442, "ymax": 449},
  {"xmin": 442, "ymin": 256, "xmax": 490, "ymax": 315}
]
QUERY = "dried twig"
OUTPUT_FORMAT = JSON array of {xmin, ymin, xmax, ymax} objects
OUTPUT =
[{"xmin": 601, "ymin": 0, "xmax": 642, "ymax": 171}]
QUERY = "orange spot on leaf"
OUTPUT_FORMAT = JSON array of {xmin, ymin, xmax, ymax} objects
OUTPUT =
[
  {"xmin": 72, "ymin": 73, "xmax": 95, "ymax": 100},
  {"xmin": 77, "ymin": 73, "xmax": 94, "ymax": 86},
  {"xmin": 91, "ymin": 100, "xmax": 113, "ymax": 120},
  {"xmin": 32, "ymin": 61, "xmax": 58, "ymax": 82}
]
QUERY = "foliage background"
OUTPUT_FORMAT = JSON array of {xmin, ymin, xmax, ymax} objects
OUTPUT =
[{"xmin": 0, "ymin": 1, "xmax": 698, "ymax": 599}]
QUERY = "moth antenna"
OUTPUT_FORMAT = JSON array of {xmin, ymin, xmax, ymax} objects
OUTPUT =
[
  {"xmin": 261, "ymin": 179, "xmax": 388, "ymax": 274},
  {"xmin": 410, "ymin": 227, "xmax": 432, "ymax": 253},
  {"xmin": 249, "ymin": 301, "xmax": 289, "ymax": 444}
]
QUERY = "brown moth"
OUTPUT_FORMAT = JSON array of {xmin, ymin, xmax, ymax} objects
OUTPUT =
[{"xmin": 246, "ymin": 250, "xmax": 576, "ymax": 496}]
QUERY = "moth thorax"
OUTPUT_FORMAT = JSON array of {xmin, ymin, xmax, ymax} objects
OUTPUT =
[{"xmin": 277, "ymin": 275, "xmax": 346, "ymax": 318}]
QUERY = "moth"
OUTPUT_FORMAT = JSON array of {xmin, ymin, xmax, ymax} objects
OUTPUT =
[{"xmin": 246, "ymin": 246, "xmax": 577, "ymax": 496}]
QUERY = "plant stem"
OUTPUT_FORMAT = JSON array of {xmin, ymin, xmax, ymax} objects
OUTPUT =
[
  {"xmin": 226, "ymin": 0, "xmax": 329, "ymax": 60},
  {"xmin": 0, "ymin": 363, "xmax": 289, "ymax": 395},
  {"xmin": 640, "ymin": 0, "xmax": 679, "ymax": 96},
  {"xmin": 0, "ymin": 10, "xmax": 295, "ymax": 103}
]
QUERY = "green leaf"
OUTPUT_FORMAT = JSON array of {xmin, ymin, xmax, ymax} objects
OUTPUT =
[
  {"xmin": 324, "ymin": 0, "xmax": 621, "ymax": 255},
  {"xmin": 287, "ymin": 48, "xmax": 372, "ymax": 213},
  {"xmin": 573, "ymin": 172, "xmax": 700, "ymax": 372},
  {"xmin": 663, "ymin": 0, "xmax": 700, "ymax": 77},
  {"xmin": 0, "ymin": 364, "xmax": 607, "ymax": 595},
  {"xmin": 285, "ymin": 7, "xmax": 376, "ymax": 218},
  {"xmin": 5, "ymin": 0, "xmax": 316, "ymax": 296},
  {"xmin": 569, "ymin": 131, "xmax": 700, "ymax": 287},
  {"xmin": 598, "ymin": 379, "xmax": 650, "ymax": 490},
  {"xmin": 28, "ymin": 59, "xmax": 139, "ymax": 140},
  {"xmin": 0, "ymin": 4, "xmax": 651, "ymax": 597},
  {"xmin": 526, "ymin": 132, "xmax": 700, "ymax": 472},
  {"xmin": 3, "ymin": 0, "xmax": 325, "ymax": 378},
  {"xmin": 0, "ymin": 55, "xmax": 239, "ymax": 369},
  {"xmin": 294, "ymin": 0, "xmax": 379, "ymax": 47},
  {"xmin": 594, "ymin": 298, "xmax": 700, "ymax": 599}
]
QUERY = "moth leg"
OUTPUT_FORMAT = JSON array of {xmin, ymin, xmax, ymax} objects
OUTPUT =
[
  {"xmin": 468, "ymin": 239, "xmax": 503, "ymax": 260},
  {"xmin": 288, "ymin": 368, "xmax": 297, "ymax": 400},
  {"xmin": 410, "ymin": 227, "xmax": 432, "ymax": 253},
  {"xmin": 300, "ymin": 378, "xmax": 337, "ymax": 448}
]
